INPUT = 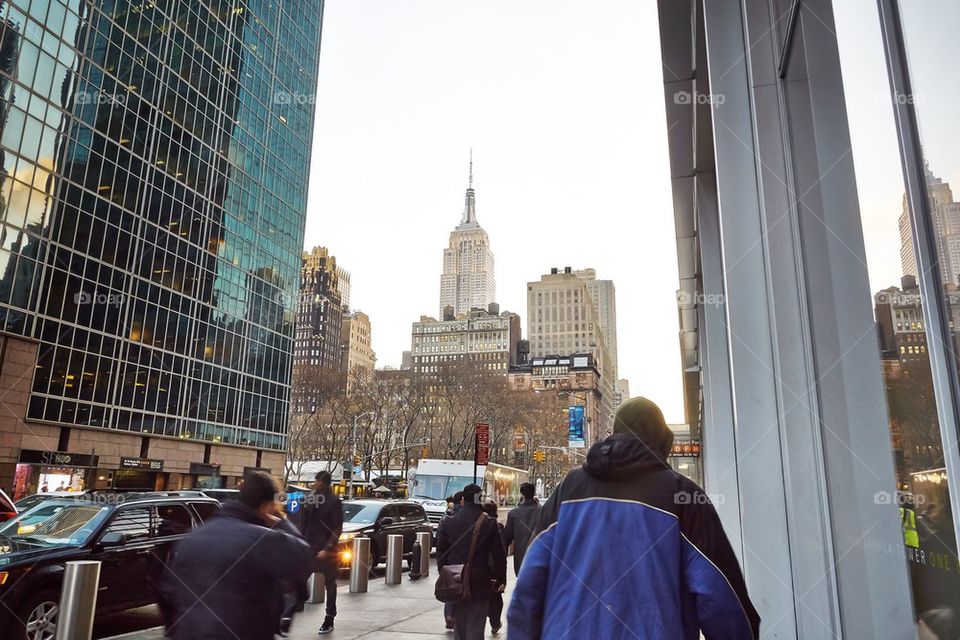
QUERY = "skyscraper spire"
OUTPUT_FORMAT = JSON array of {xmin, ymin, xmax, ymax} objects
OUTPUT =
[
  {"xmin": 462, "ymin": 148, "xmax": 477, "ymax": 226},
  {"xmin": 442, "ymin": 148, "xmax": 495, "ymax": 318}
]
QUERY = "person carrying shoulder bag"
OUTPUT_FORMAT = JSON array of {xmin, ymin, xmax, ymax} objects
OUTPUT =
[{"xmin": 435, "ymin": 484, "xmax": 507, "ymax": 640}]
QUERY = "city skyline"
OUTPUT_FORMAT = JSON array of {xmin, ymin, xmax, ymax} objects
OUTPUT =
[{"xmin": 305, "ymin": 0, "xmax": 682, "ymax": 420}]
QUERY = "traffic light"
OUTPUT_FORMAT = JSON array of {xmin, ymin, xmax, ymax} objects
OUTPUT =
[
  {"xmin": 533, "ymin": 450, "xmax": 546, "ymax": 463},
  {"xmin": 353, "ymin": 455, "xmax": 361, "ymax": 466}
]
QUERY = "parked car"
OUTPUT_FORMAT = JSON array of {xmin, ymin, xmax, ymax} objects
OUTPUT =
[
  {"xmin": 408, "ymin": 495, "xmax": 449, "ymax": 546},
  {"xmin": 0, "ymin": 489, "xmax": 16, "ymax": 524},
  {"xmin": 0, "ymin": 493, "xmax": 220, "ymax": 640},
  {"xmin": 200, "ymin": 488, "xmax": 240, "ymax": 503},
  {"xmin": 13, "ymin": 491, "xmax": 81, "ymax": 514},
  {"xmin": 9, "ymin": 491, "xmax": 207, "ymax": 535},
  {"xmin": 336, "ymin": 499, "xmax": 432, "ymax": 570}
]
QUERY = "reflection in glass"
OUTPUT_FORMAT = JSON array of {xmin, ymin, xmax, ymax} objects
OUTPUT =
[{"xmin": 877, "ymin": 1, "xmax": 960, "ymax": 633}]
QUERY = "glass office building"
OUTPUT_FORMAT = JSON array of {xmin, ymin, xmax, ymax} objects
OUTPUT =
[
  {"xmin": 662, "ymin": 0, "xmax": 960, "ymax": 636},
  {"xmin": 0, "ymin": 0, "xmax": 322, "ymax": 495}
]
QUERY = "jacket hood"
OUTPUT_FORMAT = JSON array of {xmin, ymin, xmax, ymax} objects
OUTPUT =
[
  {"xmin": 611, "ymin": 397, "xmax": 674, "ymax": 459},
  {"xmin": 583, "ymin": 431, "xmax": 672, "ymax": 480}
]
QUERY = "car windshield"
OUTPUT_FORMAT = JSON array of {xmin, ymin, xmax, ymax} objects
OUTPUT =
[
  {"xmin": 412, "ymin": 474, "xmax": 475, "ymax": 500},
  {"xmin": 342, "ymin": 503, "xmax": 381, "ymax": 524},
  {"xmin": 13, "ymin": 495, "xmax": 43, "ymax": 512},
  {"xmin": 0, "ymin": 503, "xmax": 110, "ymax": 547}
]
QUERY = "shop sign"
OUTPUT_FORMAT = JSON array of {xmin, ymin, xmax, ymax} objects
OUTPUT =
[
  {"xmin": 475, "ymin": 422, "xmax": 490, "ymax": 466},
  {"xmin": 120, "ymin": 457, "xmax": 163, "ymax": 471},
  {"xmin": 189, "ymin": 462, "xmax": 220, "ymax": 475},
  {"xmin": 18, "ymin": 449, "xmax": 99, "ymax": 467},
  {"xmin": 668, "ymin": 441, "xmax": 702, "ymax": 457}
]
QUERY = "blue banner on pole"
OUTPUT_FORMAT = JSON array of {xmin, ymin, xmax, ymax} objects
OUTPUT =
[{"xmin": 568, "ymin": 405, "xmax": 585, "ymax": 448}]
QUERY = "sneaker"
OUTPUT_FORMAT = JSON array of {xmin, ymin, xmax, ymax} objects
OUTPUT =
[
  {"xmin": 491, "ymin": 624, "xmax": 502, "ymax": 635},
  {"xmin": 318, "ymin": 615, "xmax": 335, "ymax": 635},
  {"xmin": 278, "ymin": 617, "xmax": 292, "ymax": 636}
]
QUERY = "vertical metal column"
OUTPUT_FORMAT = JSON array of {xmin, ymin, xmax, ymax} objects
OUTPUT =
[
  {"xmin": 349, "ymin": 537, "xmax": 370, "ymax": 593},
  {"xmin": 385, "ymin": 534, "xmax": 403, "ymax": 585},
  {"xmin": 306, "ymin": 571, "xmax": 325, "ymax": 604},
  {"xmin": 416, "ymin": 531, "xmax": 432, "ymax": 579},
  {"xmin": 56, "ymin": 560, "xmax": 101, "ymax": 640}
]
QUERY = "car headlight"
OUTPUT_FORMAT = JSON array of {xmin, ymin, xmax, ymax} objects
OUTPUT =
[{"xmin": 338, "ymin": 532, "xmax": 357, "ymax": 542}]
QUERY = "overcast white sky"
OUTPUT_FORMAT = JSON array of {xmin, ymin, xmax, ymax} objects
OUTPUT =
[
  {"xmin": 303, "ymin": 0, "xmax": 945, "ymax": 427},
  {"xmin": 304, "ymin": 0, "xmax": 683, "ymax": 421}
]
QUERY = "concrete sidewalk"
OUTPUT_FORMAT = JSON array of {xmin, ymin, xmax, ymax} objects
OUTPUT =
[{"xmin": 104, "ymin": 559, "xmax": 515, "ymax": 640}]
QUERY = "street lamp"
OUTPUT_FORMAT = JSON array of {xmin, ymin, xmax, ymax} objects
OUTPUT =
[{"xmin": 349, "ymin": 411, "xmax": 375, "ymax": 499}]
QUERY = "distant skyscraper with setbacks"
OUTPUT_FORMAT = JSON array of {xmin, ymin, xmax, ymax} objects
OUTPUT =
[{"xmin": 439, "ymin": 151, "xmax": 496, "ymax": 318}]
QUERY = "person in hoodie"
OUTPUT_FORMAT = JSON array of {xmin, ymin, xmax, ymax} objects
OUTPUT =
[
  {"xmin": 507, "ymin": 396, "xmax": 760, "ymax": 640},
  {"xmin": 163, "ymin": 471, "xmax": 314, "ymax": 640}
]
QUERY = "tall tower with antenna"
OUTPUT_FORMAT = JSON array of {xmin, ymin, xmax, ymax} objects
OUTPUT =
[{"xmin": 439, "ymin": 150, "xmax": 496, "ymax": 318}]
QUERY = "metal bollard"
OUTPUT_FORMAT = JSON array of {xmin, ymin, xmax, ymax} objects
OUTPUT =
[
  {"xmin": 417, "ymin": 531, "xmax": 432, "ymax": 579},
  {"xmin": 56, "ymin": 560, "xmax": 101, "ymax": 640},
  {"xmin": 350, "ymin": 536, "xmax": 371, "ymax": 593},
  {"xmin": 385, "ymin": 534, "xmax": 403, "ymax": 585},
  {"xmin": 306, "ymin": 570, "xmax": 325, "ymax": 604}
]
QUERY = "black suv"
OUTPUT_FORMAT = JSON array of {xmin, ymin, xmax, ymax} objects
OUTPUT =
[
  {"xmin": 0, "ymin": 492, "xmax": 220, "ymax": 640},
  {"xmin": 336, "ymin": 500, "xmax": 432, "ymax": 570}
]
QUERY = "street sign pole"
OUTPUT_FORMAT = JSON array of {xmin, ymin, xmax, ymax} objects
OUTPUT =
[{"xmin": 472, "ymin": 428, "xmax": 478, "ymax": 484}]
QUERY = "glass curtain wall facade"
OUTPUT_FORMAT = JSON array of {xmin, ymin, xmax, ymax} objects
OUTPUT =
[
  {"xmin": 657, "ymin": 0, "xmax": 960, "ymax": 636},
  {"xmin": 0, "ymin": 1, "xmax": 321, "ymax": 452},
  {"xmin": 873, "ymin": 0, "xmax": 960, "ymax": 632}
]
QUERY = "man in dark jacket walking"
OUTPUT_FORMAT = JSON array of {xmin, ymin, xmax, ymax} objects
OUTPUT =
[
  {"xmin": 163, "ymin": 471, "xmax": 313, "ymax": 640},
  {"xmin": 508, "ymin": 397, "xmax": 761, "ymax": 640},
  {"xmin": 502, "ymin": 482, "xmax": 540, "ymax": 576},
  {"xmin": 437, "ymin": 484, "xmax": 507, "ymax": 640},
  {"xmin": 301, "ymin": 470, "xmax": 343, "ymax": 635},
  {"xmin": 440, "ymin": 489, "xmax": 465, "ymax": 629}
]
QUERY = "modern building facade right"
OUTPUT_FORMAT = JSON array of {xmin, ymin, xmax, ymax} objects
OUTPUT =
[{"xmin": 660, "ymin": 0, "xmax": 960, "ymax": 636}]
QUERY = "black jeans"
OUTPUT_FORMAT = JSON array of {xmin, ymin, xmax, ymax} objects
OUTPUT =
[
  {"xmin": 321, "ymin": 562, "xmax": 337, "ymax": 618},
  {"xmin": 488, "ymin": 592, "xmax": 503, "ymax": 629},
  {"xmin": 453, "ymin": 598, "xmax": 489, "ymax": 640}
]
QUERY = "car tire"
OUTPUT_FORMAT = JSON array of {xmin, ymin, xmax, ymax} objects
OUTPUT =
[{"xmin": 16, "ymin": 588, "xmax": 60, "ymax": 640}]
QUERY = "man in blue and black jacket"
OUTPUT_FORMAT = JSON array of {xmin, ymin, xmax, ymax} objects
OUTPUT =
[{"xmin": 508, "ymin": 396, "xmax": 760, "ymax": 640}]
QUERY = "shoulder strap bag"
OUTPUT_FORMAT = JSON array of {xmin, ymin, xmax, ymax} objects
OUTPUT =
[{"xmin": 434, "ymin": 513, "xmax": 488, "ymax": 603}]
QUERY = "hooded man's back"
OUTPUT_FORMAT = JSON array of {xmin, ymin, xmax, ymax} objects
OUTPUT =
[{"xmin": 507, "ymin": 397, "xmax": 760, "ymax": 640}]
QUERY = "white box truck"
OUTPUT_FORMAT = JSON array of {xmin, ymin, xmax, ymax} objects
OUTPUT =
[{"xmin": 409, "ymin": 459, "xmax": 529, "ymax": 542}]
